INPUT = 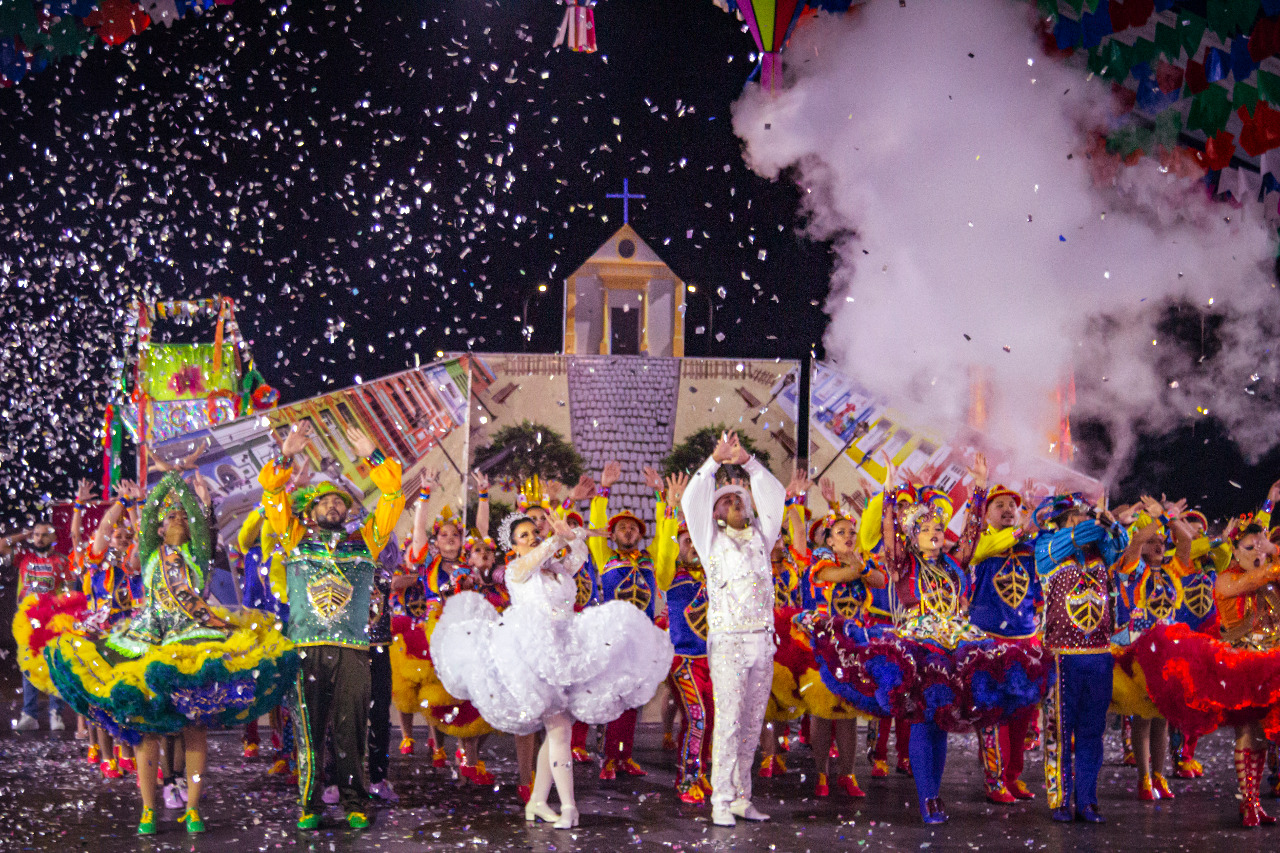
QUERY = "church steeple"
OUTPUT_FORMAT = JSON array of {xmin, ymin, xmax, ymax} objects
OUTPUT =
[{"xmin": 562, "ymin": 224, "xmax": 686, "ymax": 357}]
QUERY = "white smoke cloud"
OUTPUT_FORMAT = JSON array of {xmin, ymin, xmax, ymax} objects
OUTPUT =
[{"xmin": 733, "ymin": 0, "xmax": 1280, "ymax": 477}]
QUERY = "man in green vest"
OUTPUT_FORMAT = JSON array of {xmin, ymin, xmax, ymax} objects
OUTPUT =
[{"xmin": 259, "ymin": 420, "xmax": 405, "ymax": 830}]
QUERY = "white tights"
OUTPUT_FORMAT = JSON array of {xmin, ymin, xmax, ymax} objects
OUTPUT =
[{"xmin": 530, "ymin": 712, "xmax": 575, "ymax": 810}]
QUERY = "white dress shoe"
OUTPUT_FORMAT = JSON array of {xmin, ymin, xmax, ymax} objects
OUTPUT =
[
  {"xmin": 730, "ymin": 800, "xmax": 770, "ymax": 821},
  {"xmin": 711, "ymin": 807, "xmax": 736, "ymax": 826}
]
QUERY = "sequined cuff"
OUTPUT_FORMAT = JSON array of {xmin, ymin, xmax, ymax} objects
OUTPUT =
[
  {"xmin": 596, "ymin": 486, "xmax": 611, "ymax": 498},
  {"xmin": 366, "ymin": 449, "xmax": 387, "ymax": 467}
]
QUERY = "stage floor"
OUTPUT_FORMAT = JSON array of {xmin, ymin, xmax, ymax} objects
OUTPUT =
[{"xmin": 0, "ymin": 702, "xmax": 1270, "ymax": 853}]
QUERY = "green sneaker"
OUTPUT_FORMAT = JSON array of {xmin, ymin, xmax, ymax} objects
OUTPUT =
[
  {"xmin": 137, "ymin": 807, "xmax": 156, "ymax": 836},
  {"xmin": 180, "ymin": 808, "xmax": 205, "ymax": 834},
  {"xmin": 347, "ymin": 811, "xmax": 371, "ymax": 830},
  {"xmin": 297, "ymin": 812, "xmax": 321, "ymax": 830}
]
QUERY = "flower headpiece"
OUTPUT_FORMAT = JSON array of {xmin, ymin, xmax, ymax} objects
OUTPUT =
[
  {"xmin": 464, "ymin": 533, "xmax": 496, "ymax": 557},
  {"xmin": 432, "ymin": 505, "xmax": 462, "ymax": 537},
  {"xmin": 498, "ymin": 511, "xmax": 534, "ymax": 553},
  {"xmin": 1229, "ymin": 512, "xmax": 1265, "ymax": 547},
  {"xmin": 808, "ymin": 511, "xmax": 855, "ymax": 545}
]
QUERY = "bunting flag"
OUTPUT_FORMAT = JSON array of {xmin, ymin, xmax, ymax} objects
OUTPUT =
[
  {"xmin": 1040, "ymin": 0, "xmax": 1280, "ymax": 197},
  {"xmin": 0, "ymin": 0, "xmax": 233, "ymax": 87}
]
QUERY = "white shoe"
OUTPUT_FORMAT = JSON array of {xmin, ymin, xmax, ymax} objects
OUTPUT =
[
  {"xmin": 322, "ymin": 785, "xmax": 339, "ymax": 805},
  {"xmin": 711, "ymin": 807, "xmax": 736, "ymax": 826},
  {"xmin": 730, "ymin": 800, "xmax": 770, "ymax": 821},
  {"xmin": 49, "ymin": 713, "xmax": 65, "ymax": 732},
  {"xmin": 524, "ymin": 801, "xmax": 559, "ymax": 823},
  {"xmin": 553, "ymin": 805, "xmax": 579, "ymax": 829},
  {"xmin": 368, "ymin": 780, "xmax": 399, "ymax": 803},
  {"xmin": 14, "ymin": 713, "xmax": 38, "ymax": 732}
]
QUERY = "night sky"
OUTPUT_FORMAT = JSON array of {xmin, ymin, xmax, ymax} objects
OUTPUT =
[{"xmin": 0, "ymin": 0, "xmax": 1276, "ymax": 526}]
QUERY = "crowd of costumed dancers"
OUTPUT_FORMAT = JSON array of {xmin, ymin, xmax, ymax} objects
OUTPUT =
[{"xmin": 8, "ymin": 423, "xmax": 1280, "ymax": 834}]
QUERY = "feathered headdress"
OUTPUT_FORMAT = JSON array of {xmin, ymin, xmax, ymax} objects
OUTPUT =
[{"xmin": 1034, "ymin": 493, "xmax": 1090, "ymax": 530}]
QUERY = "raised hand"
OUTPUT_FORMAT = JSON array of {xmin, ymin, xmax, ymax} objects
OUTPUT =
[
  {"xmin": 281, "ymin": 421, "xmax": 313, "ymax": 458},
  {"xmin": 568, "ymin": 474, "xmax": 596, "ymax": 503},
  {"xmin": 344, "ymin": 424, "xmax": 377, "ymax": 459},
  {"xmin": 75, "ymin": 479, "xmax": 94, "ymax": 504},
  {"xmin": 190, "ymin": 469, "xmax": 211, "ymax": 507},
  {"xmin": 786, "ymin": 469, "xmax": 813, "ymax": 499},
  {"xmin": 1268, "ymin": 478, "xmax": 1280, "ymax": 506},
  {"xmin": 712, "ymin": 432, "xmax": 736, "ymax": 464},
  {"xmin": 881, "ymin": 454, "xmax": 899, "ymax": 488},
  {"xmin": 547, "ymin": 512, "xmax": 573, "ymax": 540},
  {"xmin": 970, "ymin": 453, "xmax": 989, "ymax": 490},
  {"xmin": 600, "ymin": 460, "xmax": 622, "ymax": 490},
  {"xmin": 665, "ymin": 472, "xmax": 691, "ymax": 505},
  {"xmin": 819, "ymin": 477, "xmax": 837, "ymax": 507},
  {"xmin": 470, "ymin": 470, "xmax": 491, "ymax": 494},
  {"xmin": 727, "ymin": 434, "xmax": 751, "ymax": 466},
  {"xmin": 642, "ymin": 466, "xmax": 664, "ymax": 492},
  {"xmin": 544, "ymin": 478, "xmax": 567, "ymax": 502}
]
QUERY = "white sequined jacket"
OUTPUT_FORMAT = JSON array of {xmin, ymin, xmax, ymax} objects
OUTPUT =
[{"xmin": 681, "ymin": 455, "xmax": 785, "ymax": 636}]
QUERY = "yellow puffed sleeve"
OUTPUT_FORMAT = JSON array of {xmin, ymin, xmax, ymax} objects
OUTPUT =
[
  {"xmin": 361, "ymin": 456, "xmax": 405, "ymax": 561},
  {"xmin": 858, "ymin": 490, "xmax": 885, "ymax": 555},
  {"xmin": 589, "ymin": 494, "xmax": 616, "ymax": 570},
  {"xmin": 237, "ymin": 508, "xmax": 264, "ymax": 555},
  {"xmin": 651, "ymin": 500, "xmax": 679, "ymax": 592},
  {"xmin": 258, "ymin": 460, "xmax": 306, "ymax": 552}
]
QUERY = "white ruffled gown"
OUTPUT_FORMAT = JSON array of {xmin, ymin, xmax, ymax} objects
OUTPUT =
[{"xmin": 430, "ymin": 531, "xmax": 674, "ymax": 736}]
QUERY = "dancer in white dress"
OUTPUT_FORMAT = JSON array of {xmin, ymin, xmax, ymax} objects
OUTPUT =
[{"xmin": 431, "ymin": 511, "xmax": 673, "ymax": 828}]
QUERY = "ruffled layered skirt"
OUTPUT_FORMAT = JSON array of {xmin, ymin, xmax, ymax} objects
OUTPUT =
[
  {"xmin": 43, "ymin": 606, "xmax": 298, "ymax": 745},
  {"xmin": 1112, "ymin": 621, "xmax": 1280, "ymax": 738},
  {"xmin": 14, "ymin": 592, "xmax": 88, "ymax": 696},
  {"xmin": 800, "ymin": 611, "xmax": 1051, "ymax": 733},
  {"xmin": 390, "ymin": 604, "xmax": 494, "ymax": 738},
  {"xmin": 430, "ymin": 591, "xmax": 674, "ymax": 736},
  {"xmin": 768, "ymin": 607, "xmax": 862, "ymax": 721}
]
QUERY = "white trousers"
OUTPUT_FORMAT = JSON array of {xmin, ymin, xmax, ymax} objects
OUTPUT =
[{"xmin": 707, "ymin": 630, "xmax": 775, "ymax": 811}]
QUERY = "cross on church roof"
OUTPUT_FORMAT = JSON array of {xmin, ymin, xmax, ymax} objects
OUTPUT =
[{"xmin": 606, "ymin": 178, "xmax": 645, "ymax": 224}]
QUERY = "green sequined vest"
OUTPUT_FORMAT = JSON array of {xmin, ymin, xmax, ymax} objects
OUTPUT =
[{"xmin": 285, "ymin": 531, "xmax": 376, "ymax": 649}]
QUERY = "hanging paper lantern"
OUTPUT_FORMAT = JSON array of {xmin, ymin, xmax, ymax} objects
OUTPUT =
[
  {"xmin": 553, "ymin": 0, "xmax": 597, "ymax": 53},
  {"xmin": 731, "ymin": 0, "xmax": 806, "ymax": 91}
]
